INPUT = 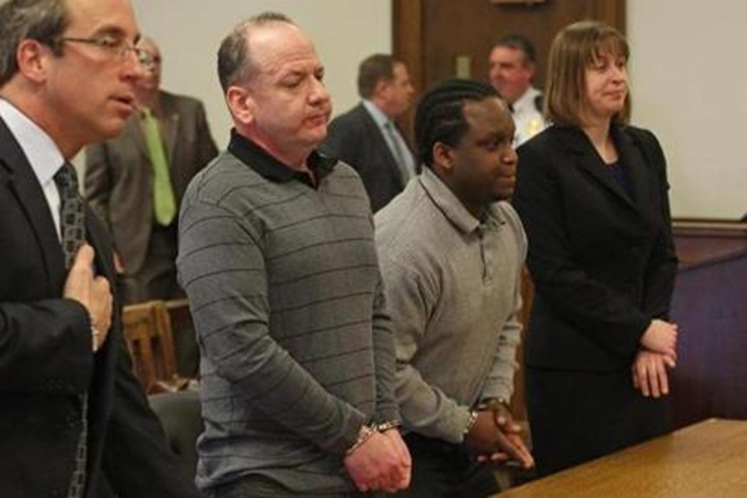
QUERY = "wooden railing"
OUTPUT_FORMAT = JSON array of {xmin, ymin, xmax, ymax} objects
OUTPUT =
[
  {"xmin": 511, "ymin": 219, "xmax": 747, "ymax": 427},
  {"xmin": 670, "ymin": 219, "xmax": 747, "ymax": 428},
  {"xmin": 673, "ymin": 218, "xmax": 747, "ymax": 267}
]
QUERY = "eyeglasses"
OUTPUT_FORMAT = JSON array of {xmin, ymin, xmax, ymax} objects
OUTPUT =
[{"xmin": 59, "ymin": 36, "xmax": 155, "ymax": 67}]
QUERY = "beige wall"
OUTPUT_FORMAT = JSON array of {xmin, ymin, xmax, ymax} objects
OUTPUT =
[
  {"xmin": 628, "ymin": 0, "xmax": 747, "ymax": 218},
  {"xmin": 125, "ymin": 1, "xmax": 744, "ymax": 219},
  {"xmin": 130, "ymin": 0, "xmax": 392, "ymax": 146}
]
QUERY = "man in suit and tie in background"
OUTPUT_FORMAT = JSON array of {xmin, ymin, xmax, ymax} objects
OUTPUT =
[
  {"xmin": 86, "ymin": 36, "xmax": 218, "ymax": 304},
  {"xmin": 321, "ymin": 54, "xmax": 416, "ymax": 212},
  {"xmin": 0, "ymin": 0, "xmax": 198, "ymax": 496},
  {"xmin": 488, "ymin": 34, "xmax": 546, "ymax": 146}
]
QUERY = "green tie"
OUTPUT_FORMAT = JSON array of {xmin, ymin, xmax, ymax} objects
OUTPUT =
[{"xmin": 142, "ymin": 107, "xmax": 176, "ymax": 225}]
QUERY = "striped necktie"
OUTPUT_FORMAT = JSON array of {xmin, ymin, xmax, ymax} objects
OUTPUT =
[
  {"xmin": 53, "ymin": 162, "xmax": 89, "ymax": 498},
  {"xmin": 383, "ymin": 121, "xmax": 411, "ymax": 184}
]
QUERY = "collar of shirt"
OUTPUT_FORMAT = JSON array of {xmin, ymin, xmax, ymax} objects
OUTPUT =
[
  {"xmin": 512, "ymin": 86, "xmax": 542, "ymax": 117},
  {"xmin": 362, "ymin": 99, "xmax": 390, "ymax": 128},
  {"xmin": 0, "ymin": 98, "xmax": 65, "ymax": 187},
  {"xmin": 0, "ymin": 98, "xmax": 66, "ymax": 240},
  {"xmin": 418, "ymin": 166, "xmax": 505, "ymax": 235},
  {"xmin": 227, "ymin": 128, "xmax": 336, "ymax": 188},
  {"xmin": 363, "ymin": 98, "xmax": 416, "ymax": 178}
]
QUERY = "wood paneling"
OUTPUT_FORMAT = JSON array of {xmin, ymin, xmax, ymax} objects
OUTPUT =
[
  {"xmin": 670, "ymin": 248, "xmax": 747, "ymax": 428},
  {"xmin": 392, "ymin": 0, "xmax": 625, "ymax": 154},
  {"xmin": 497, "ymin": 419, "xmax": 747, "ymax": 497},
  {"xmin": 393, "ymin": 0, "xmax": 625, "ymax": 94}
]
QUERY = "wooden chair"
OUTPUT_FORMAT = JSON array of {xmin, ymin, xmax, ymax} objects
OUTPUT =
[
  {"xmin": 122, "ymin": 300, "xmax": 190, "ymax": 394},
  {"xmin": 165, "ymin": 298, "xmax": 199, "ymax": 378},
  {"xmin": 165, "ymin": 298, "xmax": 193, "ymax": 337}
]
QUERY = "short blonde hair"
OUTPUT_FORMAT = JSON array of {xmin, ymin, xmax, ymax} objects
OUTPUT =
[{"xmin": 545, "ymin": 20, "xmax": 631, "ymax": 127}]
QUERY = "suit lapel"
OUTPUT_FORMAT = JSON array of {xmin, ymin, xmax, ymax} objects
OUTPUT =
[
  {"xmin": 126, "ymin": 112, "xmax": 149, "ymax": 162},
  {"xmin": 393, "ymin": 121, "xmax": 417, "ymax": 174},
  {"xmin": 560, "ymin": 126, "xmax": 639, "ymax": 213},
  {"xmin": 613, "ymin": 125, "xmax": 653, "ymax": 220},
  {"xmin": 358, "ymin": 104, "xmax": 406, "ymax": 188},
  {"xmin": 85, "ymin": 206, "xmax": 115, "ymax": 281},
  {"xmin": 160, "ymin": 91, "xmax": 179, "ymax": 164},
  {"xmin": 0, "ymin": 119, "xmax": 66, "ymax": 293},
  {"xmin": 132, "ymin": 91, "xmax": 179, "ymax": 165}
]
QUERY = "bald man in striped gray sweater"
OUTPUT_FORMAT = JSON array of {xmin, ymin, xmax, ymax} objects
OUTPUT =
[{"xmin": 176, "ymin": 12, "xmax": 411, "ymax": 498}]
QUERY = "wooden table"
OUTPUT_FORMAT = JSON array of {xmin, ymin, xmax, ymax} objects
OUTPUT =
[{"xmin": 497, "ymin": 419, "xmax": 747, "ymax": 497}]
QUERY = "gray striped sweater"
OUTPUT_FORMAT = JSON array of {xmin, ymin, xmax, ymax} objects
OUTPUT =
[{"xmin": 177, "ymin": 133, "xmax": 399, "ymax": 494}]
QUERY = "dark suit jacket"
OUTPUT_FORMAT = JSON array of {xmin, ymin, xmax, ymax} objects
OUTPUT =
[
  {"xmin": 85, "ymin": 90, "xmax": 218, "ymax": 274},
  {"xmin": 512, "ymin": 124, "xmax": 678, "ymax": 372},
  {"xmin": 0, "ymin": 118, "xmax": 198, "ymax": 498},
  {"xmin": 321, "ymin": 103, "xmax": 414, "ymax": 212}
]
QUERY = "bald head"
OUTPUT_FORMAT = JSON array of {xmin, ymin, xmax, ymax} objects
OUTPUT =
[{"xmin": 217, "ymin": 12, "xmax": 297, "ymax": 92}]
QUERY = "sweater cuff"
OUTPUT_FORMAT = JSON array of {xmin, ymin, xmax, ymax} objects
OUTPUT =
[
  {"xmin": 372, "ymin": 402, "xmax": 401, "ymax": 426},
  {"xmin": 445, "ymin": 406, "xmax": 474, "ymax": 444},
  {"xmin": 329, "ymin": 409, "xmax": 368, "ymax": 456}
]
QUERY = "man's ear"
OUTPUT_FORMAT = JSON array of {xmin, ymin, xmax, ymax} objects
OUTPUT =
[
  {"xmin": 16, "ymin": 39, "xmax": 49, "ymax": 84},
  {"xmin": 525, "ymin": 61, "xmax": 536, "ymax": 79},
  {"xmin": 373, "ymin": 78, "xmax": 390, "ymax": 99},
  {"xmin": 226, "ymin": 85, "xmax": 254, "ymax": 126},
  {"xmin": 432, "ymin": 142, "xmax": 455, "ymax": 172}
]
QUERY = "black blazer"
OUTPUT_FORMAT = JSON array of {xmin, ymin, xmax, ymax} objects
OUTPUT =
[
  {"xmin": 0, "ymin": 118, "xmax": 198, "ymax": 498},
  {"xmin": 512, "ymin": 124, "xmax": 677, "ymax": 372},
  {"xmin": 321, "ymin": 103, "xmax": 414, "ymax": 212}
]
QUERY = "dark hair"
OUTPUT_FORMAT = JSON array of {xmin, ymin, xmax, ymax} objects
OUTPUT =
[
  {"xmin": 545, "ymin": 20, "xmax": 630, "ymax": 126},
  {"xmin": 357, "ymin": 54, "xmax": 399, "ymax": 99},
  {"xmin": 492, "ymin": 34, "xmax": 537, "ymax": 65},
  {"xmin": 0, "ymin": 0, "xmax": 69, "ymax": 86},
  {"xmin": 415, "ymin": 78, "xmax": 500, "ymax": 169},
  {"xmin": 217, "ymin": 11, "xmax": 294, "ymax": 92}
]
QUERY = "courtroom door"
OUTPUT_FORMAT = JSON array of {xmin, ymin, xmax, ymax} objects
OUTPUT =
[{"xmin": 393, "ymin": 0, "xmax": 626, "ymax": 140}]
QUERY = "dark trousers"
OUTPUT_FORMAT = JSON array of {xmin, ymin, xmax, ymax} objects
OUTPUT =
[
  {"xmin": 396, "ymin": 433, "xmax": 499, "ymax": 498},
  {"xmin": 526, "ymin": 366, "xmax": 672, "ymax": 477},
  {"xmin": 121, "ymin": 223, "xmax": 184, "ymax": 304},
  {"xmin": 206, "ymin": 474, "xmax": 388, "ymax": 498}
]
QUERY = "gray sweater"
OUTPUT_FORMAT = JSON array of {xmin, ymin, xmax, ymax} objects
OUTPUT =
[
  {"xmin": 177, "ymin": 134, "xmax": 399, "ymax": 494},
  {"xmin": 375, "ymin": 168, "xmax": 525, "ymax": 444}
]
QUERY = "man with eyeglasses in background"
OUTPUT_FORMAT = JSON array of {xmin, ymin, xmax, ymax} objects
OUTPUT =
[
  {"xmin": 0, "ymin": 1, "xmax": 200, "ymax": 497},
  {"xmin": 86, "ymin": 37, "xmax": 218, "ymax": 305}
]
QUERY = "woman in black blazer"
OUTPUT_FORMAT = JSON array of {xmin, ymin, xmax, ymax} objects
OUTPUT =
[{"xmin": 512, "ymin": 21, "xmax": 679, "ymax": 476}]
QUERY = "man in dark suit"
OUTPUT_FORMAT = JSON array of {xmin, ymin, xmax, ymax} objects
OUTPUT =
[
  {"xmin": 86, "ymin": 37, "xmax": 218, "ymax": 304},
  {"xmin": 321, "ymin": 54, "xmax": 415, "ymax": 212},
  {"xmin": 0, "ymin": 1, "xmax": 198, "ymax": 496}
]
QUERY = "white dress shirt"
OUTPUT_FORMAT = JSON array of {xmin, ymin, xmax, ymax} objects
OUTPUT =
[
  {"xmin": 362, "ymin": 99, "xmax": 416, "ymax": 180},
  {"xmin": 512, "ymin": 86, "xmax": 546, "ymax": 146},
  {"xmin": 0, "ymin": 98, "xmax": 66, "ymax": 240}
]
